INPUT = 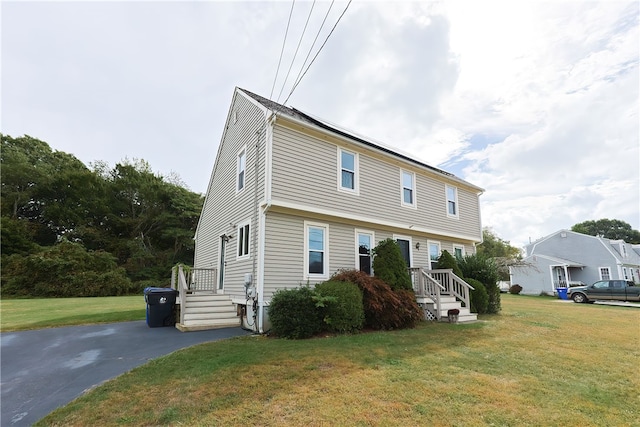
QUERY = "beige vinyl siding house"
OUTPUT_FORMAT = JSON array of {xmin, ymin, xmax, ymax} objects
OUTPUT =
[{"xmin": 184, "ymin": 87, "xmax": 484, "ymax": 333}]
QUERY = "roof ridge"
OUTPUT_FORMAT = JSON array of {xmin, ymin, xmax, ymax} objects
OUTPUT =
[{"xmin": 237, "ymin": 87, "xmax": 476, "ymax": 188}]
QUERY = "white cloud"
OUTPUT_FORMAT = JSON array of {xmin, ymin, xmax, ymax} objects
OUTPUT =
[{"xmin": 1, "ymin": 0, "xmax": 638, "ymax": 249}]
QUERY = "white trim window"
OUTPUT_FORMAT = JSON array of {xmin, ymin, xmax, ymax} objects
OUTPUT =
[
  {"xmin": 446, "ymin": 185, "xmax": 458, "ymax": 218},
  {"xmin": 453, "ymin": 244, "xmax": 465, "ymax": 259},
  {"xmin": 338, "ymin": 148, "xmax": 358, "ymax": 193},
  {"xmin": 237, "ymin": 147, "xmax": 246, "ymax": 192},
  {"xmin": 622, "ymin": 267, "xmax": 629, "ymax": 280},
  {"xmin": 599, "ymin": 267, "xmax": 611, "ymax": 280},
  {"xmin": 401, "ymin": 170, "xmax": 416, "ymax": 207},
  {"xmin": 356, "ymin": 230, "xmax": 374, "ymax": 275},
  {"xmin": 428, "ymin": 241, "xmax": 441, "ymax": 269},
  {"xmin": 237, "ymin": 219, "xmax": 250, "ymax": 259},
  {"xmin": 305, "ymin": 222, "xmax": 329, "ymax": 279}
]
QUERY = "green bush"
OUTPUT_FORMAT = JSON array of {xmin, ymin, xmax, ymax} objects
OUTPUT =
[
  {"xmin": 436, "ymin": 250, "xmax": 464, "ymax": 278},
  {"xmin": 2, "ymin": 240, "xmax": 134, "ymax": 297},
  {"xmin": 372, "ymin": 238, "xmax": 412, "ymax": 291},
  {"xmin": 509, "ymin": 284, "xmax": 523, "ymax": 295},
  {"xmin": 315, "ymin": 281, "xmax": 364, "ymax": 333},
  {"xmin": 457, "ymin": 254, "xmax": 501, "ymax": 314},
  {"xmin": 268, "ymin": 286, "xmax": 324, "ymax": 339},
  {"xmin": 466, "ymin": 278, "xmax": 489, "ymax": 314},
  {"xmin": 331, "ymin": 270, "xmax": 422, "ymax": 330}
]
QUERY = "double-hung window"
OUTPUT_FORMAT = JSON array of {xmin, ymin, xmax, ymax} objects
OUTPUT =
[
  {"xmin": 401, "ymin": 170, "xmax": 415, "ymax": 207},
  {"xmin": 356, "ymin": 230, "xmax": 374, "ymax": 275},
  {"xmin": 305, "ymin": 222, "xmax": 328, "ymax": 278},
  {"xmin": 453, "ymin": 244, "xmax": 465, "ymax": 259},
  {"xmin": 428, "ymin": 241, "xmax": 441, "ymax": 269},
  {"xmin": 446, "ymin": 185, "xmax": 458, "ymax": 217},
  {"xmin": 339, "ymin": 149, "xmax": 358, "ymax": 193},
  {"xmin": 237, "ymin": 148, "xmax": 246, "ymax": 192},
  {"xmin": 599, "ymin": 267, "xmax": 611, "ymax": 280},
  {"xmin": 237, "ymin": 220, "xmax": 250, "ymax": 259}
]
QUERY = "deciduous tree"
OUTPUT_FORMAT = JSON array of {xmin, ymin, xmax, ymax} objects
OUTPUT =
[{"xmin": 571, "ymin": 219, "xmax": 640, "ymax": 243}]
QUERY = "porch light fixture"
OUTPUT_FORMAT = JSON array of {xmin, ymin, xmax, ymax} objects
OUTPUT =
[{"xmin": 415, "ymin": 242, "xmax": 420, "ymax": 250}]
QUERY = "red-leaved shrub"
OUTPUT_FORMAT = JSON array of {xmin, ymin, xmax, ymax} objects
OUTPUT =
[{"xmin": 331, "ymin": 270, "xmax": 423, "ymax": 330}]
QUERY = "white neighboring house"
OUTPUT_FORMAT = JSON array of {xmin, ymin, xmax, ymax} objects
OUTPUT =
[
  {"xmin": 509, "ymin": 229, "xmax": 640, "ymax": 296},
  {"xmin": 173, "ymin": 88, "xmax": 484, "ymax": 332}
]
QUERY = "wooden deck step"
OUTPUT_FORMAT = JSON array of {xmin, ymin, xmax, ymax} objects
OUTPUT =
[{"xmin": 176, "ymin": 293, "xmax": 240, "ymax": 332}]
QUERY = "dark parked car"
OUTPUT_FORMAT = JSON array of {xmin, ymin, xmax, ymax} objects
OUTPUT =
[{"xmin": 567, "ymin": 280, "xmax": 640, "ymax": 303}]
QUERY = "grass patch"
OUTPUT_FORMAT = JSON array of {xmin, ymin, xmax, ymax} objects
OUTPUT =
[
  {"xmin": 37, "ymin": 295, "xmax": 640, "ymax": 426},
  {"xmin": 0, "ymin": 296, "xmax": 145, "ymax": 331}
]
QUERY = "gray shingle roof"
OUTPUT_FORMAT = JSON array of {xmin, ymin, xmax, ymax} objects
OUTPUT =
[{"xmin": 238, "ymin": 88, "xmax": 466, "ymax": 183}]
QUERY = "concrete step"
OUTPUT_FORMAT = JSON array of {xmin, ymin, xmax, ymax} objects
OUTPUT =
[
  {"xmin": 436, "ymin": 307, "xmax": 472, "ymax": 316},
  {"xmin": 440, "ymin": 313, "xmax": 477, "ymax": 323}
]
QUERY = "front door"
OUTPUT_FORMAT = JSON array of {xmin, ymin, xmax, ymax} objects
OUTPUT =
[{"xmin": 396, "ymin": 238, "xmax": 411, "ymax": 268}]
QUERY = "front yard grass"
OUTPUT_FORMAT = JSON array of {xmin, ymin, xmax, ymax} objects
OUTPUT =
[
  {"xmin": 0, "ymin": 296, "xmax": 145, "ymax": 331},
  {"xmin": 38, "ymin": 294, "xmax": 640, "ymax": 426}
]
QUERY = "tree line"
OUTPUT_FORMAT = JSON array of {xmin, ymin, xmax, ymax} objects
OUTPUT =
[{"xmin": 1, "ymin": 134, "xmax": 204, "ymax": 297}]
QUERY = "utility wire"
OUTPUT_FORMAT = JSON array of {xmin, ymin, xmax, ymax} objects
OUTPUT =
[
  {"xmin": 283, "ymin": 0, "xmax": 352, "ymax": 106},
  {"xmin": 270, "ymin": 0, "xmax": 296, "ymax": 100},
  {"xmin": 288, "ymin": 0, "xmax": 335, "ymax": 100},
  {"xmin": 276, "ymin": 0, "xmax": 317, "ymax": 103}
]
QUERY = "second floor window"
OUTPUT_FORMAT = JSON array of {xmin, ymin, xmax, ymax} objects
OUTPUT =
[
  {"xmin": 237, "ymin": 148, "xmax": 246, "ymax": 192},
  {"xmin": 339, "ymin": 149, "xmax": 357, "ymax": 192},
  {"xmin": 446, "ymin": 185, "xmax": 458, "ymax": 217},
  {"xmin": 401, "ymin": 170, "xmax": 415, "ymax": 207}
]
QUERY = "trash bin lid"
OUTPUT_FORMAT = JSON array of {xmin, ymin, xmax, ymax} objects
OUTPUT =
[{"xmin": 144, "ymin": 287, "xmax": 178, "ymax": 295}]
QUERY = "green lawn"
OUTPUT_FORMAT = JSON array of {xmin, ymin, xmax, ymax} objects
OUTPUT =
[
  {"xmin": 0, "ymin": 295, "xmax": 145, "ymax": 331},
  {"xmin": 35, "ymin": 294, "xmax": 639, "ymax": 426}
]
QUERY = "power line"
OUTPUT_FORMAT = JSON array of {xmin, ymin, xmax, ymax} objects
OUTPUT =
[
  {"xmin": 276, "ymin": 0, "xmax": 317, "ymax": 103},
  {"xmin": 270, "ymin": 0, "xmax": 296, "ymax": 100},
  {"xmin": 283, "ymin": 0, "xmax": 352, "ymax": 106},
  {"xmin": 288, "ymin": 0, "xmax": 335, "ymax": 101}
]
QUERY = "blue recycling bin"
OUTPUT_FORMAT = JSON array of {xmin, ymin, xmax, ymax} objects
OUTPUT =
[
  {"xmin": 556, "ymin": 287, "xmax": 568, "ymax": 300},
  {"xmin": 144, "ymin": 287, "xmax": 178, "ymax": 327}
]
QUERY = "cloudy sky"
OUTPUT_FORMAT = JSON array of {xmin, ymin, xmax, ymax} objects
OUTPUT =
[{"xmin": 2, "ymin": 1, "xmax": 638, "ymax": 249}]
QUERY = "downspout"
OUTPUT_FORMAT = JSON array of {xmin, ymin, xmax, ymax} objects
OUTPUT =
[
  {"xmin": 257, "ymin": 112, "xmax": 276, "ymax": 334},
  {"xmin": 248, "ymin": 128, "xmax": 261, "ymax": 329}
]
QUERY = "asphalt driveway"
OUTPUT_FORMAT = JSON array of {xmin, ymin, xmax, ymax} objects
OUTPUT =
[{"xmin": 1, "ymin": 321, "xmax": 249, "ymax": 426}]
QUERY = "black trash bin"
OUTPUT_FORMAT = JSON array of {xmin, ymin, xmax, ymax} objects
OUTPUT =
[{"xmin": 144, "ymin": 287, "xmax": 179, "ymax": 327}]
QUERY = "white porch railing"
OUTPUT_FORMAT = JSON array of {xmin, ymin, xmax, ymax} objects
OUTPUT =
[
  {"xmin": 171, "ymin": 265, "xmax": 219, "ymax": 326},
  {"xmin": 409, "ymin": 268, "xmax": 475, "ymax": 320},
  {"xmin": 554, "ymin": 280, "xmax": 585, "ymax": 288}
]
